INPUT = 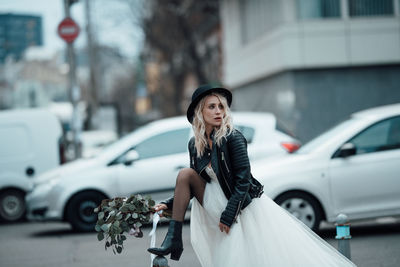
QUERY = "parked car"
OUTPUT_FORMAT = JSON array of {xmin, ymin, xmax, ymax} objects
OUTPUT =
[
  {"xmin": 252, "ymin": 103, "xmax": 400, "ymax": 231},
  {"xmin": 26, "ymin": 112, "xmax": 300, "ymax": 231},
  {"xmin": 80, "ymin": 130, "xmax": 118, "ymax": 158},
  {"xmin": 0, "ymin": 109, "xmax": 63, "ymax": 222}
]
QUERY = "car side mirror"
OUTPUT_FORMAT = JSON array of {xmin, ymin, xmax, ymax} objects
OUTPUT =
[
  {"xmin": 337, "ymin": 143, "xmax": 356, "ymax": 158},
  {"xmin": 124, "ymin": 150, "xmax": 139, "ymax": 166}
]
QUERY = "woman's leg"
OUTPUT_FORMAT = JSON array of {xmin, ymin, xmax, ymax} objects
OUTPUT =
[
  {"xmin": 172, "ymin": 168, "xmax": 206, "ymax": 221},
  {"xmin": 148, "ymin": 168, "xmax": 205, "ymax": 260}
]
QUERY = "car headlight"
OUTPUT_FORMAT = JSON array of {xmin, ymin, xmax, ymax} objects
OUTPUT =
[
  {"xmin": 33, "ymin": 177, "xmax": 60, "ymax": 194},
  {"xmin": 33, "ymin": 170, "xmax": 61, "ymax": 187}
]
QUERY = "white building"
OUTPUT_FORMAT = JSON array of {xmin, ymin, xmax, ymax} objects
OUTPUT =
[{"xmin": 220, "ymin": 0, "xmax": 400, "ymax": 141}]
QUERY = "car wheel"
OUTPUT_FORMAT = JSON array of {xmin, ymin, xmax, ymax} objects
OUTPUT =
[
  {"xmin": 66, "ymin": 191, "xmax": 105, "ymax": 232},
  {"xmin": 0, "ymin": 189, "xmax": 26, "ymax": 222},
  {"xmin": 275, "ymin": 192, "xmax": 323, "ymax": 232}
]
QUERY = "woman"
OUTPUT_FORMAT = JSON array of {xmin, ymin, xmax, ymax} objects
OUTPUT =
[{"xmin": 148, "ymin": 84, "xmax": 356, "ymax": 267}]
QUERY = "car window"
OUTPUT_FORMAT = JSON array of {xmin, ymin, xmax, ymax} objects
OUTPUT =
[
  {"xmin": 133, "ymin": 128, "xmax": 190, "ymax": 159},
  {"xmin": 349, "ymin": 116, "xmax": 400, "ymax": 155},
  {"xmin": 276, "ymin": 120, "xmax": 295, "ymax": 138},
  {"xmin": 236, "ymin": 125, "xmax": 255, "ymax": 143},
  {"xmin": 296, "ymin": 118, "xmax": 356, "ymax": 154}
]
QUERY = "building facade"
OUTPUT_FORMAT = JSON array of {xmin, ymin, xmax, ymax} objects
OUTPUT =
[
  {"xmin": 220, "ymin": 0, "xmax": 400, "ymax": 142},
  {"xmin": 0, "ymin": 13, "xmax": 43, "ymax": 63}
]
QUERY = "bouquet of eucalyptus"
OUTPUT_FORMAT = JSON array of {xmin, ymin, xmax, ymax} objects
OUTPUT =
[{"xmin": 94, "ymin": 194, "xmax": 171, "ymax": 254}]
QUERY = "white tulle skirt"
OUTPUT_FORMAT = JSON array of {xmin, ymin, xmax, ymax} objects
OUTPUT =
[{"xmin": 190, "ymin": 166, "xmax": 356, "ymax": 267}]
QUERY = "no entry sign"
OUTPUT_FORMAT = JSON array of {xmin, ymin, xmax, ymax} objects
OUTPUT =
[{"xmin": 57, "ymin": 17, "xmax": 80, "ymax": 43}]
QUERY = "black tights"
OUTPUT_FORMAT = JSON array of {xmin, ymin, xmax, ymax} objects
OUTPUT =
[{"xmin": 172, "ymin": 168, "xmax": 206, "ymax": 221}]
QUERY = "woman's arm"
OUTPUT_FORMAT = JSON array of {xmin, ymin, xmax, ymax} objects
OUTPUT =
[{"xmin": 219, "ymin": 130, "xmax": 252, "ymax": 228}]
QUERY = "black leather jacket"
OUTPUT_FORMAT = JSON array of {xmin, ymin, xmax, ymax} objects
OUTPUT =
[{"xmin": 163, "ymin": 129, "xmax": 263, "ymax": 227}]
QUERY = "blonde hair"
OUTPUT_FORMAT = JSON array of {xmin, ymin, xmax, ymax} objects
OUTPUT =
[{"xmin": 192, "ymin": 93, "xmax": 233, "ymax": 157}]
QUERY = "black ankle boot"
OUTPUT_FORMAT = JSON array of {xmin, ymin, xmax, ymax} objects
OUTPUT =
[{"xmin": 148, "ymin": 220, "xmax": 183, "ymax": 261}]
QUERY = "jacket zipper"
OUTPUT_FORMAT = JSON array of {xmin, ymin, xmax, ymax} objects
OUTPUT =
[
  {"xmin": 234, "ymin": 186, "xmax": 250, "ymax": 223},
  {"xmin": 199, "ymin": 164, "xmax": 208, "ymax": 177},
  {"xmin": 221, "ymin": 152, "xmax": 230, "ymax": 173},
  {"xmin": 219, "ymin": 159, "xmax": 232, "ymax": 195},
  {"xmin": 234, "ymin": 200, "xmax": 242, "ymax": 223}
]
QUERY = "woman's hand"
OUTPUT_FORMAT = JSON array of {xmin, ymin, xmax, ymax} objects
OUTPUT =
[
  {"xmin": 154, "ymin": 203, "xmax": 168, "ymax": 216},
  {"xmin": 218, "ymin": 222, "xmax": 230, "ymax": 234}
]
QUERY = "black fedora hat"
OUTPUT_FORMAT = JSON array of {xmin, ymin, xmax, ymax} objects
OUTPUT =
[{"xmin": 186, "ymin": 84, "xmax": 232, "ymax": 123}]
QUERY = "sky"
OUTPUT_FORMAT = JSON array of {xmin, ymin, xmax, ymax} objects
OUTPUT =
[{"xmin": 0, "ymin": 0, "xmax": 143, "ymax": 59}]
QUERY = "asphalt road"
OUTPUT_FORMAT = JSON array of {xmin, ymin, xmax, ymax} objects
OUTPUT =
[{"xmin": 0, "ymin": 217, "xmax": 399, "ymax": 267}]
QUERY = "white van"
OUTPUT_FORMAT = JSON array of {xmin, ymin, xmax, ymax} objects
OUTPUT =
[{"xmin": 0, "ymin": 109, "xmax": 63, "ymax": 222}]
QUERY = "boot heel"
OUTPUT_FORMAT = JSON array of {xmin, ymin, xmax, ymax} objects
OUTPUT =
[{"xmin": 170, "ymin": 248, "xmax": 183, "ymax": 261}]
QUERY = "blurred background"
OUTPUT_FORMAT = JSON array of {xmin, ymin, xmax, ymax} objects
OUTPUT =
[
  {"xmin": 1, "ymin": 0, "xmax": 400, "ymax": 154},
  {"xmin": 0, "ymin": 1, "xmax": 400, "ymax": 266}
]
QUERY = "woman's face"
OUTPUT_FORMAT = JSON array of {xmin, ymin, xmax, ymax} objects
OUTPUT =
[{"xmin": 202, "ymin": 95, "xmax": 225, "ymax": 128}]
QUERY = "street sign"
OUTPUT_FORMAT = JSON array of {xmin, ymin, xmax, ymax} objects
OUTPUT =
[{"xmin": 57, "ymin": 17, "xmax": 80, "ymax": 43}]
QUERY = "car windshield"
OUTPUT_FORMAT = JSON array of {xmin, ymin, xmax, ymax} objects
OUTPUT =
[
  {"xmin": 95, "ymin": 125, "xmax": 151, "ymax": 158},
  {"xmin": 295, "ymin": 118, "xmax": 356, "ymax": 154}
]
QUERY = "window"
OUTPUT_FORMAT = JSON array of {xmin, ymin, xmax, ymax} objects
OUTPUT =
[
  {"xmin": 348, "ymin": 0, "xmax": 394, "ymax": 17},
  {"xmin": 239, "ymin": 0, "xmax": 283, "ymax": 44},
  {"xmin": 348, "ymin": 116, "xmax": 400, "ymax": 155},
  {"xmin": 297, "ymin": 118, "xmax": 355, "ymax": 154},
  {"xmin": 133, "ymin": 128, "xmax": 190, "ymax": 159},
  {"xmin": 296, "ymin": 0, "xmax": 341, "ymax": 19},
  {"xmin": 276, "ymin": 120, "xmax": 295, "ymax": 138},
  {"xmin": 236, "ymin": 125, "xmax": 255, "ymax": 144}
]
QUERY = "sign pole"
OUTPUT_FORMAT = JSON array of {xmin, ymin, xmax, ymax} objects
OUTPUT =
[{"xmin": 62, "ymin": 0, "xmax": 82, "ymax": 159}]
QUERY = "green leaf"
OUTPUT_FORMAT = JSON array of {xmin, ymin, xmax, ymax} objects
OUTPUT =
[
  {"xmin": 148, "ymin": 199, "xmax": 155, "ymax": 207},
  {"xmin": 113, "ymin": 220, "xmax": 120, "ymax": 227},
  {"xmin": 95, "ymin": 224, "xmax": 101, "ymax": 232},
  {"xmin": 94, "ymin": 207, "xmax": 99, "ymax": 213},
  {"xmin": 97, "ymin": 232, "xmax": 104, "ymax": 241},
  {"xmin": 120, "ymin": 221, "xmax": 129, "ymax": 232},
  {"xmin": 98, "ymin": 212, "xmax": 104, "ymax": 220},
  {"xmin": 121, "ymin": 235, "xmax": 127, "ymax": 241},
  {"xmin": 115, "ymin": 226, "xmax": 122, "ymax": 235},
  {"xmin": 100, "ymin": 224, "xmax": 109, "ymax": 232},
  {"xmin": 132, "ymin": 213, "xmax": 138, "ymax": 219},
  {"xmin": 116, "ymin": 246, "xmax": 123, "ymax": 254},
  {"xmin": 106, "ymin": 241, "xmax": 111, "ymax": 247}
]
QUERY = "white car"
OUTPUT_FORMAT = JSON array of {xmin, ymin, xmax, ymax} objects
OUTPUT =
[
  {"xmin": 80, "ymin": 130, "xmax": 118, "ymax": 158},
  {"xmin": 253, "ymin": 104, "xmax": 400, "ymax": 231},
  {"xmin": 26, "ymin": 112, "xmax": 300, "ymax": 231}
]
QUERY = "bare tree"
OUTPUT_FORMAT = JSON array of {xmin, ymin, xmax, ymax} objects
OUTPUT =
[
  {"xmin": 141, "ymin": 0, "xmax": 221, "ymax": 117},
  {"xmin": 92, "ymin": 0, "xmax": 221, "ymax": 120}
]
